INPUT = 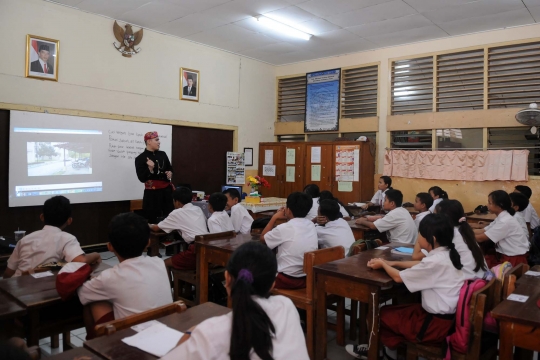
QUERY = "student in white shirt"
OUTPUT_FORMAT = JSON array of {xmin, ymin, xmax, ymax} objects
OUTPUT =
[
  {"xmin": 303, "ymin": 184, "xmax": 321, "ymax": 220},
  {"xmin": 514, "ymin": 185, "xmax": 539, "ymax": 231},
  {"xmin": 161, "ymin": 242, "xmax": 309, "ymax": 360},
  {"xmin": 474, "ymin": 190, "xmax": 529, "ymax": 268},
  {"xmin": 153, "ymin": 187, "xmax": 208, "ymax": 273},
  {"xmin": 315, "ymin": 199, "xmax": 355, "ymax": 252},
  {"xmin": 319, "ymin": 190, "xmax": 352, "ymax": 221},
  {"xmin": 223, "ymin": 188, "xmax": 253, "ymax": 234},
  {"xmin": 355, "ymin": 189, "xmax": 417, "ymax": 244},
  {"xmin": 347, "ymin": 214, "xmax": 464, "ymax": 359},
  {"xmin": 413, "ymin": 192, "xmax": 433, "ymax": 229},
  {"xmin": 4, "ymin": 196, "xmax": 101, "ymax": 278},
  {"xmin": 361, "ymin": 176, "xmax": 392, "ymax": 210},
  {"xmin": 207, "ymin": 192, "xmax": 234, "ymax": 233},
  {"xmin": 509, "ymin": 192, "xmax": 530, "ymax": 240},
  {"xmin": 79, "ymin": 213, "xmax": 172, "ymax": 339},
  {"xmin": 414, "ymin": 199, "xmax": 488, "ymax": 280},
  {"xmin": 261, "ymin": 192, "xmax": 318, "ymax": 290},
  {"xmin": 428, "ymin": 186, "xmax": 448, "ymax": 213}
]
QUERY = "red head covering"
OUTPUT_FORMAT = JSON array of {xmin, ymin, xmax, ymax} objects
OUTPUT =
[{"xmin": 144, "ymin": 131, "xmax": 158, "ymax": 142}]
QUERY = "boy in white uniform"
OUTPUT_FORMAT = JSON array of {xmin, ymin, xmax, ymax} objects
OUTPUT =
[
  {"xmin": 78, "ymin": 213, "xmax": 172, "ymax": 338},
  {"xmin": 514, "ymin": 185, "xmax": 539, "ymax": 232},
  {"xmin": 304, "ymin": 184, "xmax": 321, "ymax": 220},
  {"xmin": 413, "ymin": 192, "xmax": 433, "ymax": 229},
  {"xmin": 152, "ymin": 187, "xmax": 208, "ymax": 272},
  {"xmin": 356, "ymin": 189, "xmax": 417, "ymax": 244},
  {"xmin": 4, "ymin": 196, "xmax": 101, "ymax": 278},
  {"xmin": 261, "ymin": 192, "xmax": 318, "ymax": 289},
  {"xmin": 509, "ymin": 192, "xmax": 530, "ymax": 240},
  {"xmin": 207, "ymin": 192, "xmax": 234, "ymax": 233},
  {"xmin": 223, "ymin": 188, "xmax": 253, "ymax": 234},
  {"xmin": 316, "ymin": 199, "xmax": 355, "ymax": 252}
]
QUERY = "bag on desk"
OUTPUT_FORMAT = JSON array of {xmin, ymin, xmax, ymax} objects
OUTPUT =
[{"xmin": 56, "ymin": 262, "xmax": 92, "ymax": 301}]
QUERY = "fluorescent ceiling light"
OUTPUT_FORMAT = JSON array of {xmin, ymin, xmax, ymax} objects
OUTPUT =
[{"xmin": 255, "ymin": 16, "xmax": 312, "ymax": 40}]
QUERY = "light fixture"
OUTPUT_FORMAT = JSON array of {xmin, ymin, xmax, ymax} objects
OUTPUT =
[{"xmin": 255, "ymin": 16, "xmax": 312, "ymax": 40}]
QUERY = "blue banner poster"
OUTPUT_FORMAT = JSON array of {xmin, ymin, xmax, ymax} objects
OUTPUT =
[{"xmin": 305, "ymin": 69, "xmax": 340, "ymax": 132}]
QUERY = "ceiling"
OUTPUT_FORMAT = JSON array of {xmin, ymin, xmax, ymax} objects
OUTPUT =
[{"xmin": 47, "ymin": 0, "xmax": 540, "ymax": 65}]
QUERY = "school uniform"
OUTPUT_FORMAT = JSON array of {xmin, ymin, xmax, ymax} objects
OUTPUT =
[
  {"xmin": 338, "ymin": 204, "xmax": 350, "ymax": 218},
  {"xmin": 522, "ymin": 203, "xmax": 539, "ymax": 229},
  {"xmin": 7, "ymin": 226, "xmax": 84, "ymax": 277},
  {"xmin": 452, "ymin": 227, "xmax": 486, "ymax": 280},
  {"xmin": 158, "ymin": 203, "xmax": 209, "ymax": 270},
  {"xmin": 160, "ymin": 295, "xmax": 309, "ymax": 360},
  {"xmin": 264, "ymin": 218, "xmax": 318, "ymax": 289},
  {"xmin": 207, "ymin": 211, "xmax": 234, "ymax": 233},
  {"xmin": 414, "ymin": 211, "xmax": 430, "ymax": 229},
  {"xmin": 483, "ymin": 210, "xmax": 529, "ymax": 268},
  {"xmin": 373, "ymin": 207, "xmax": 417, "ymax": 244},
  {"xmin": 316, "ymin": 218, "xmax": 355, "ymax": 251},
  {"xmin": 370, "ymin": 189, "xmax": 388, "ymax": 208},
  {"xmin": 429, "ymin": 198, "xmax": 443, "ymax": 213},
  {"xmin": 514, "ymin": 211, "xmax": 529, "ymax": 241},
  {"xmin": 78, "ymin": 256, "xmax": 172, "ymax": 320},
  {"xmin": 230, "ymin": 203, "xmax": 253, "ymax": 234},
  {"xmin": 380, "ymin": 247, "xmax": 464, "ymax": 348},
  {"xmin": 305, "ymin": 197, "xmax": 320, "ymax": 220}
]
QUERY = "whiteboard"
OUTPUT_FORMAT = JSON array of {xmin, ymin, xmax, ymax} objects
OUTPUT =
[{"xmin": 9, "ymin": 111, "xmax": 172, "ymax": 207}]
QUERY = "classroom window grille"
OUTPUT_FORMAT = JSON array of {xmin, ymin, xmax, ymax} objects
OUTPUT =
[
  {"xmin": 341, "ymin": 65, "xmax": 378, "ymax": 118},
  {"xmin": 391, "ymin": 56, "xmax": 433, "ymax": 115},
  {"xmin": 390, "ymin": 131, "xmax": 432, "ymax": 149},
  {"xmin": 488, "ymin": 127, "xmax": 540, "ymax": 175},
  {"xmin": 277, "ymin": 76, "xmax": 306, "ymax": 122}
]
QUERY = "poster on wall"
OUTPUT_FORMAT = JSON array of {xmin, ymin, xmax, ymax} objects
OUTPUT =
[
  {"xmin": 305, "ymin": 69, "xmax": 340, "ymax": 132},
  {"xmin": 335, "ymin": 145, "xmax": 359, "ymax": 182},
  {"xmin": 226, "ymin": 152, "xmax": 245, "ymax": 185}
]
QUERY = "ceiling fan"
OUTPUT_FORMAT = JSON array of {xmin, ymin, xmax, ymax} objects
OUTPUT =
[{"xmin": 515, "ymin": 103, "xmax": 540, "ymax": 135}]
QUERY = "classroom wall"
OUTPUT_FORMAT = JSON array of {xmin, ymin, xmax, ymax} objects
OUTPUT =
[{"xmin": 0, "ymin": 0, "xmax": 276, "ymax": 171}]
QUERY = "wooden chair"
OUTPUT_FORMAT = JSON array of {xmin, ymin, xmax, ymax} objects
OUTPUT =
[
  {"xmin": 171, "ymin": 231, "xmax": 235, "ymax": 307},
  {"xmin": 94, "ymin": 300, "xmax": 187, "ymax": 337},
  {"xmin": 406, "ymin": 278, "xmax": 498, "ymax": 360},
  {"xmin": 502, "ymin": 263, "xmax": 530, "ymax": 299},
  {"xmin": 271, "ymin": 246, "xmax": 345, "ymax": 360}
]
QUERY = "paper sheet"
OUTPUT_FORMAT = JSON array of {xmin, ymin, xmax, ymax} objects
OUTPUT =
[
  {"xmin": 286, "ymin": 166, "xmax": 295, "ymax": 182},
  {"xmin": 525, "ymin": 271, "xmax": 540, "ymax": 277},
  {"xmin": 131, "ymin": 320, "xmax": 161, "ymax": 333},
  {"xmin": 286, "ymin": 149, "xmax": 296, "ymax": 164},
  {"xmin": 338, "ymin": 181, "xmax": 352, "ymax": 192},
  {"xmin": 311, "ymin": 147, "xmax": 321, "ymax": 163},
  {"xmin": 507, "ymin": 294, "xmax": 529, "ymax": 303},
  {"xmin": 263, "ymin": 165, "xmax": 276, "ymax": 177},
  {"xmin": 122, "ymin": 323, "xmax": 184, "ymax": 357},
  {"xmin": 31, "ymin": 271, "xmax": 54, "ymax": 278},
  {"xmin": 264, "ymin": 150, "xmax": 273, "ymax": 165},
  {"xmin": 311, "ymin": 165, "xmax": 321, "ymax": 181}
]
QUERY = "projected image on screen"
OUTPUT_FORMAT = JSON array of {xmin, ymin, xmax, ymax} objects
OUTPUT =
[{"xmin": 27, "ymin": 142, "xmax": 92, "ymax": 176}]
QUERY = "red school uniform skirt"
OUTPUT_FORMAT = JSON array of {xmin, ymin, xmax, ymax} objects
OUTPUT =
[
  {"xmin": 274, "ymin": 272, "xmax": 306, "ymax": 290},
  {"xmin": 171, "ymin": 244, "xmax": 197, "ymax": 270},
  {"xmin": 380, "ymin": 303, "xmax": 455, "ymax": 348},
  {"xmin": 484, "ymin": 252, "xmax": 528, "ymax": 269}
]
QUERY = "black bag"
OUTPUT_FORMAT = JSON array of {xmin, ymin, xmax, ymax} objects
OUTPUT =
[
  {"xmin": 474, "ymin": 205, "xmax": 488, "ymax": 214},
  {"xmin": 208, "ymin": 273, "xmax": 228, "ymax": 306},
  {"xmin": 251, "ymin": 217, "xmax": 271, "ymax": 230}
]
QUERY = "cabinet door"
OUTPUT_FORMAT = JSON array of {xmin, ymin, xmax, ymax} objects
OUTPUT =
[
  {"xmin": 258, "ymin": 145, "xmax": 282, "ymax": 197},
  {"xmin": 281, "ymin": 143, "xmax": 305, "ymax": 197},
  {"xmin": 332, "ymin": 143, "xmax": 362, "ymax": 205},
  {"xmin": 305, "ymin": 144, "xmax": 333, "ymax": 192}
]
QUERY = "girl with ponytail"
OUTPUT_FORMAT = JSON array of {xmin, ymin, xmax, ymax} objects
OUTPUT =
[
  {"xmin": 428, "ymin": 186, "xmax": 448, "ymax": 212},
  {"xmin": 347, "ymin": 214, "xmax": 464, "ymax": 359},
  {"xmin": 474, "ymin": 190, "xmax": 529, "ymax": 268},
  {"xmin": 161, "ymin": 242, "xmax": 309, "ymax": 360}
]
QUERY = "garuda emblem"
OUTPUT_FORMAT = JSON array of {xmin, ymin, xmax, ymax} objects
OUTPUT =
[{"xmin": 113, "ymin": 21, "xmax": 143, "ymax": 58}]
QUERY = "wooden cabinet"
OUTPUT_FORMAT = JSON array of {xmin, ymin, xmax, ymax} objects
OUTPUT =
[{"xmin": 258, "ymin": 141, "xmax": 375, "ymax": 203}]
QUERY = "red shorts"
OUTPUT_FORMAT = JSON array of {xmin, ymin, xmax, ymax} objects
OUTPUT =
[
  {"xmin": 171, "ymin": 244, "xmax": 196, "ymax": 270},
  {"xmin": 274, "ymin": 272, "xmax": 306, "ymax": 290},
  {"xmin": 380, "ymin": 304, "xmax": 454, "ymax": 348},
  {"xmin": 484, "ymin": 253, "xmax": 528, "ymax": 268}
]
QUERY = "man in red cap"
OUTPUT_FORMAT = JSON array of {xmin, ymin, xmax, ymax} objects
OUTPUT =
[{"xmin": 135, "ymin": 131, "xmax": 174, "ymax": 225}]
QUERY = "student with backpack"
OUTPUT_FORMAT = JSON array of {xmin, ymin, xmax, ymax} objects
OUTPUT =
[{"xmin": 346, "ymin": 214, "xmax": 464, "ymax": 359}]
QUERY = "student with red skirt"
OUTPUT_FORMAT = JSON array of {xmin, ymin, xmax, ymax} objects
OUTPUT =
[
  {"xmin": 474, "ymin": 190, "xmax": 529, "ymax": 268},
  {"xmin": 346, "ymin": 214, "xmax": 464, "ymax": 359}
]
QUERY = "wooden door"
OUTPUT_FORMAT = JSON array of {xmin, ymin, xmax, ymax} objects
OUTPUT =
[
  {"xmin": 258, "ymin": 144, "xmax": 283, "ymax": 197},
  {"xmin": 282, "ymin": 143, "xmax": 305, "ymax": 197},
  {"xmin": 305, "ymin": 143, "xmax": 333, "ymax": 193}
]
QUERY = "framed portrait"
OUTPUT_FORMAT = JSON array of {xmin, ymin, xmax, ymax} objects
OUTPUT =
[
  {"xmin": 244, "ymin": 147, "xmax": 253, "ymax": 166},
  {"xmin": 180, "ymin": 68, "xmax": 199, "ymax": 102},
  {"xmin": 25, "ymin": 35, "xmax": 59, "ymax": 81}
]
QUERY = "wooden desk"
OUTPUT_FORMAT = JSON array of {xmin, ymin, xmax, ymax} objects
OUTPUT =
[
  {"xmin": 196, "ymin": 233, "xmax": 257, "ymax": 305},
  {"xmin": 85, "ymin": 302, "xmax": 231, "ymax": 360},
  {"xmin": 404, "ymin": 207, "xmax": 419, "ymax": 219},
  {"xmin": 48, "ymin": 347, "xmax": 105, "ymax": 360},
  {"xmin": 0, "ymin": 290, "xmax": 26, "ymax": 321},
  {"xmin": 250, "ymin": 210, "xmax": 277, "ymax": 219},
  {"xmin": 347, "ymin": 220, "xmax": 371, "ymax": 240},
  {"xmin": 0, "ymin": 263, "xmax": 111, "ymax": 346},
  {"xmin": 491, "ymin": 272, "xmax": 540, "ymax": 360},
  {"xmin": 314, "ymin": 244, "xmax": 413, "ymax": 360},
  {"xmin": 466, "ymin": 213, "xmax": 496, "ymax": 223},
  {"xmin": 148, "ymin": 231, "xmax": 169, "ymax": 257}
]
